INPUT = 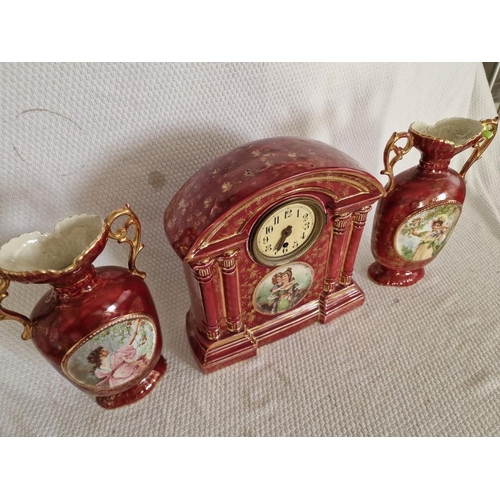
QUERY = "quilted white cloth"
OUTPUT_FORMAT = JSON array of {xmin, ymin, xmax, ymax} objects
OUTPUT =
[{"xmin": 0, "ymin": 62, "xmax": 499, "ymax": 436}]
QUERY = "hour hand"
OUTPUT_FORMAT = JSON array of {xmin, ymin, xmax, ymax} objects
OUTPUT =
[{"xmin": 275, "ymin": 225, "xmax": 293, "ymax": 251}]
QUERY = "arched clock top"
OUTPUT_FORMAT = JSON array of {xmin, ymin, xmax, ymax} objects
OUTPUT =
[{"xmin": 164, "ymin": 136, "xmax": 384, "ymax": 260}]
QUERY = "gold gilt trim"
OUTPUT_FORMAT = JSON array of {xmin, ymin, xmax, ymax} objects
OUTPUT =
[
  {"xmin": 338, "ymin": 219, "xmax": 354, "ymax": 285},
  {"xmin": 192, "ymin": 258, "xmax": 216, "ymax": 281},
  {"xmin": 245, "ymin": 329, "xmax": 257, "ymax": 345},
  {"xmin": 409, "ymin": 118, "xmax": 483, "ymax": 147},
  {"xmin": 249, "ymin": 299, "xmax": 320, "ymax": 338},
  {"xmin": 381, "ymin": 132, "xmax": 413, "ymax": 194},
  {"xmin": 185, "ymin": 171, "xmax": 383, "ymax": 261},
  {"xmin": 460, "ymin": 117, "xmax": 499, "ymax": 179},
  {"xmin": 332, "ymin": 212, "xmax": 352, "ymax": 235},
  {"xmin": 217, "ymin": 251, "xmax": 244, "ymax": 333},
  {"xmin": 352, "ymin": 206, "xmax": 371, "ymax": 227},
  {"xmin": 0, "ymin": 215, "xmax": 107, "ymax": 280},
  {"xmin": 250, "ymin": 198, "xmax": 325, "ymax": 268},
  {"xmin": 218, "ymin": 251, "xmax": 237, "ymax": 271},
  {"xmin": 0, "ymin": 278, "xmax": 33, "ymax": 340},
  {"xmin": 199, "ymin": 331, "xmax": 248, "ymax": 349},
  {"xmin": 338, "ymin": 274, "xmax": 352, "ymax": 286},
  {"xmin": 105, "ymin": 204, "xmax": 146, "ymax": 279}
]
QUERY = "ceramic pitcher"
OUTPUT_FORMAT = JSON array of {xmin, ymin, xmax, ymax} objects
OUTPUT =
[
  {"xmin": 0, "ymin": 205, "xmax": 167, "ymax": 409},
  {"xmin": 369, "ymin": 116, "xmax": 498, "ymax": 286}
]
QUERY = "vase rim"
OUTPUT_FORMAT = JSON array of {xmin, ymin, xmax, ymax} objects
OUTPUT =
[
  {"xmin": 0, "ymin": 213, "xmax": 107, "ymax": 279},
  {"xmin": 409, "ymin": 117, "xmax": 483, "ymax": 147}
]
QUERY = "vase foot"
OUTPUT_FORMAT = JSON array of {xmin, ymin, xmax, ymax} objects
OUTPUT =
[
  {"xmin": 368, "ymin": 262, "xmax": 424, "ymax": 287},
  {"xmin": 95, "ymin": 355, "xmax": 167, "ymax": 409}
]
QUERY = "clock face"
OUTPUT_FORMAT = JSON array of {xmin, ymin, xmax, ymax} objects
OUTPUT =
[{"xmin": 251, "ymin": 198, "xmax": 325, "ymax": 266}]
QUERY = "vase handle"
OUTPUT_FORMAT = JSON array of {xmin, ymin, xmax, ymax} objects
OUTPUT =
[
  {"xmin": 105, "ymin": 204, "xmax": 146, "ymax": 279},
  {"xmin": 0, "ymin": 278, "xmax": 33, "ymax": 340},
  {"xmin": 459, "ymin": 117, "xmax": 499, "ymax": 179},
  {"xmin": 381, "ymin": 131, "xmax": 414, "ymax": 194}
]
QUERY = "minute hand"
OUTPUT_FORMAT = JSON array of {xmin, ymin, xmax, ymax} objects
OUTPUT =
[{"xmin": 275, "ymin": 225, "xmax": 293, "ymax": 251}]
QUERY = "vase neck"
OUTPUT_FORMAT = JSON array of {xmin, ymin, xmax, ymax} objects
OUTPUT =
[
  {"xmin": 417, "ymin": 155, "xmax": 451, "ymax": 173},
  {"xmin": 52, "ymin": 265, "xmax": 99, "ymax": 300}
]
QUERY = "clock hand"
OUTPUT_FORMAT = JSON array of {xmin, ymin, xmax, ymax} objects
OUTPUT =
[{"xmin": 275, "ymin": 225, "xmax": 293, "ymax": 251}]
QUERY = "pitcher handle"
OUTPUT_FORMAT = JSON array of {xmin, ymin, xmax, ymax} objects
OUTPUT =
[
  {"xmin": 0, "ymin": 278, "xmax": 33, "ymax": 340},
  {"xmin": 380, "ymin": 131, "xmax": 414, "ymax": 194},
  {"xmin": 104, "ymin": 204, "xmax": 146, "ymax": 279},
  {"xmin": 459, "ymin": 117, "xmax": 499, "ymax": 179}
]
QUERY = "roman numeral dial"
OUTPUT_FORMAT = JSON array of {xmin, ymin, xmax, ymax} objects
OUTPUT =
[{"xmin": 251, "ymin": 199, "xmax": 324, "ymax": 266}]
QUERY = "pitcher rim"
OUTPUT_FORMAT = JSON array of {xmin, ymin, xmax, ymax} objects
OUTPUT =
[
  {"xmin": 0, "ymin": 213, "xmax": 108, "ymax": 279},
  {"xmin": 409, "ymin": 117, "xmax": 484, "ymax": 147}
]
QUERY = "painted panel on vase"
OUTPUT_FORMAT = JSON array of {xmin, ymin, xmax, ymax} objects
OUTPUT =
[
  {"xmin": 62, "ymin": 314, "xmax": 157, "ymax": 393},
  {"xmin": 395, "ymin": 203, "xmax": 461, "ymax": 262},
  {"xmin": 253, "ymin": 262, "xmax": 313, "ymax": 315}
]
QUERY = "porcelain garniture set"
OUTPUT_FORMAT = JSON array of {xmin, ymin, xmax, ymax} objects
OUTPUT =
[{"xmin": 0, "ymin": 117, "xmax": 497, "ymax": 408}]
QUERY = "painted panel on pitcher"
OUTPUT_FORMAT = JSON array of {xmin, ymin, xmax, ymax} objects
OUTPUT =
[
  {"xmin": 253, "ymin": 262, "xmax": 313, "ymax": 315},
  {"xmin": 395, "ymin": 203, "xmax": 461, "ymax": 262},
  {"xmin": 62, "ymin": 314, "xmax": 156, "ymax": 394}
]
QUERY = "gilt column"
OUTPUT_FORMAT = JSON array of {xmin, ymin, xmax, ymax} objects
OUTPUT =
[
  {"xmin": 323, "ymin": 211, "xmax": 352, "ymax": 292},
  {"xmin": 338, "ymin": 206, "xmax": 371, "ymax": 286},
  {"xmin": 192, "ymin": 258, "xmax": 220, "ymax": 341},
  {"xmin": 218, "ymin": 251, "xmax": 244, "ymax": 333}
]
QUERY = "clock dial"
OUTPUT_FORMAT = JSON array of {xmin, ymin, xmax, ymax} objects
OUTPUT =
[{"xmin": 251, "ymin": 199, "xmax": 324, "ymax": 266}]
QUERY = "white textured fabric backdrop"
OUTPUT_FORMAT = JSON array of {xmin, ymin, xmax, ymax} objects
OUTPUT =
[{"xmin": 0, "ymin": 62, "xmax": 499, "ymax": 436}]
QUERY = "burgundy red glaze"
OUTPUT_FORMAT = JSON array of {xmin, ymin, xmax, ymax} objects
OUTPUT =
[
  {"xmin": 164, "ymin": 136, "xmax": 385, "ymax": 373},
  {"xmin": 369, "ymin": 117, "xmax": 498, "ymax": 286},
  {"xmin": 0, "ymin": 206, "xmax": 166, "ymax": 409}
]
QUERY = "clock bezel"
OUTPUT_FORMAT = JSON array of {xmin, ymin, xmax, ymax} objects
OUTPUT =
[{"xmin": 249, "ymin": 197, "xmax": 326, "ymax": 267}]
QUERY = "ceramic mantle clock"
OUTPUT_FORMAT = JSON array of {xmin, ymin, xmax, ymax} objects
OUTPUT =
[{"xmin": 164, "ymin": 137, "xmax": 384, "ymax": 373}]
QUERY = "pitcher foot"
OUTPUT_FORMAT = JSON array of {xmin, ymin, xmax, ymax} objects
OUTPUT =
[
  {"xmin": 368, "ymin": 262, "xmax": 424, "ymax": 287},
  {"xmin": 96, "ymin": 355, "xmax": 167, "ymax": 409}
]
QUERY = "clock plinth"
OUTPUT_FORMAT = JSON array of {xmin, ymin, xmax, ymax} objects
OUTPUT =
[
  {"xmin": 319, "ymin": 282, "xmax": 365, "ymax": 324},
  {"xmin": 165, "ymin": 137, "xmax": 385, "ymax": 373},
  {"xmin": 250, "ymin": 298, "xmax": 320, "ymax": 346},
  {"xmin": 186, "ymin": 313, "xmax": 256, "ymax": 374}
]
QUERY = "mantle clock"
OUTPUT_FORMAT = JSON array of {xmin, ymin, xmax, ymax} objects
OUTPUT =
[{"xmin": 164, "ymin": 137, "xmax": 384, "ymax": 373}]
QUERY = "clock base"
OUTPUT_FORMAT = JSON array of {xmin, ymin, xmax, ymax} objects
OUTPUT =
[
  {"xmin": 319, "ymin": 282, "xmax": 366, "ymax": 324},
  {"xmin": 186, "ymin": 311, "xmax": 257, "ymax": 374},
  {"xmin": 254, "ymin": 300, "xmax": 320, "ymax": 345},
  {"xmin": 186, "ymin": 282, "xmax": 367, "ymax": 373}
]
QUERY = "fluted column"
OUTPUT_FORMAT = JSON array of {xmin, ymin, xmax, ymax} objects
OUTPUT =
[
  {"xmin": 192, "ymin": 258, "xmax": 220, "ymax": 340},
  {"xmin": 323, "ymin": 211, "xmax": 352, "ymax": 292},
  {"xmin": 338, "ymin": 206, "xmax": 371, "ymax": 286},
  {"xmin": 218, "ymin": 250, "xmax": 244, "ymax": 333}
]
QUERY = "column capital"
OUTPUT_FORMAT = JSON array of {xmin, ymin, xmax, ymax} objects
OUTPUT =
[
  {"xmin": 332, "ymin": 212, "xmax": 352, "ymax": 235},
  {"xmin": 352, "ymin": 206, "xmax": 372, "ymax": 228},
  {"xmin": 192, "ymin": 258, "xmax": 216, "ymax": 282},
  {"xmin": 218, "ymin": 251, "xmax": 237, "ymax": 273}
]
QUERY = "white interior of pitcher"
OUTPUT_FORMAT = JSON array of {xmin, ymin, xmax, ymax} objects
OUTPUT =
[
  {"xmin": 0, "ymin": 215, "xmax": 105, "ymax": 273},
  {"xmin": 411, "ymin": 117, "xmax": 483, "ymax": 146}
]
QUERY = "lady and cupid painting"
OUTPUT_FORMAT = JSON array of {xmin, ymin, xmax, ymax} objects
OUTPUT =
[
  {"xmin": 253, "ymin": 262, "xmax": 313, "ymax": 315},
  {"xmin": 63, "ymin": 315, "xmax": 156, "ymax": 393}
]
